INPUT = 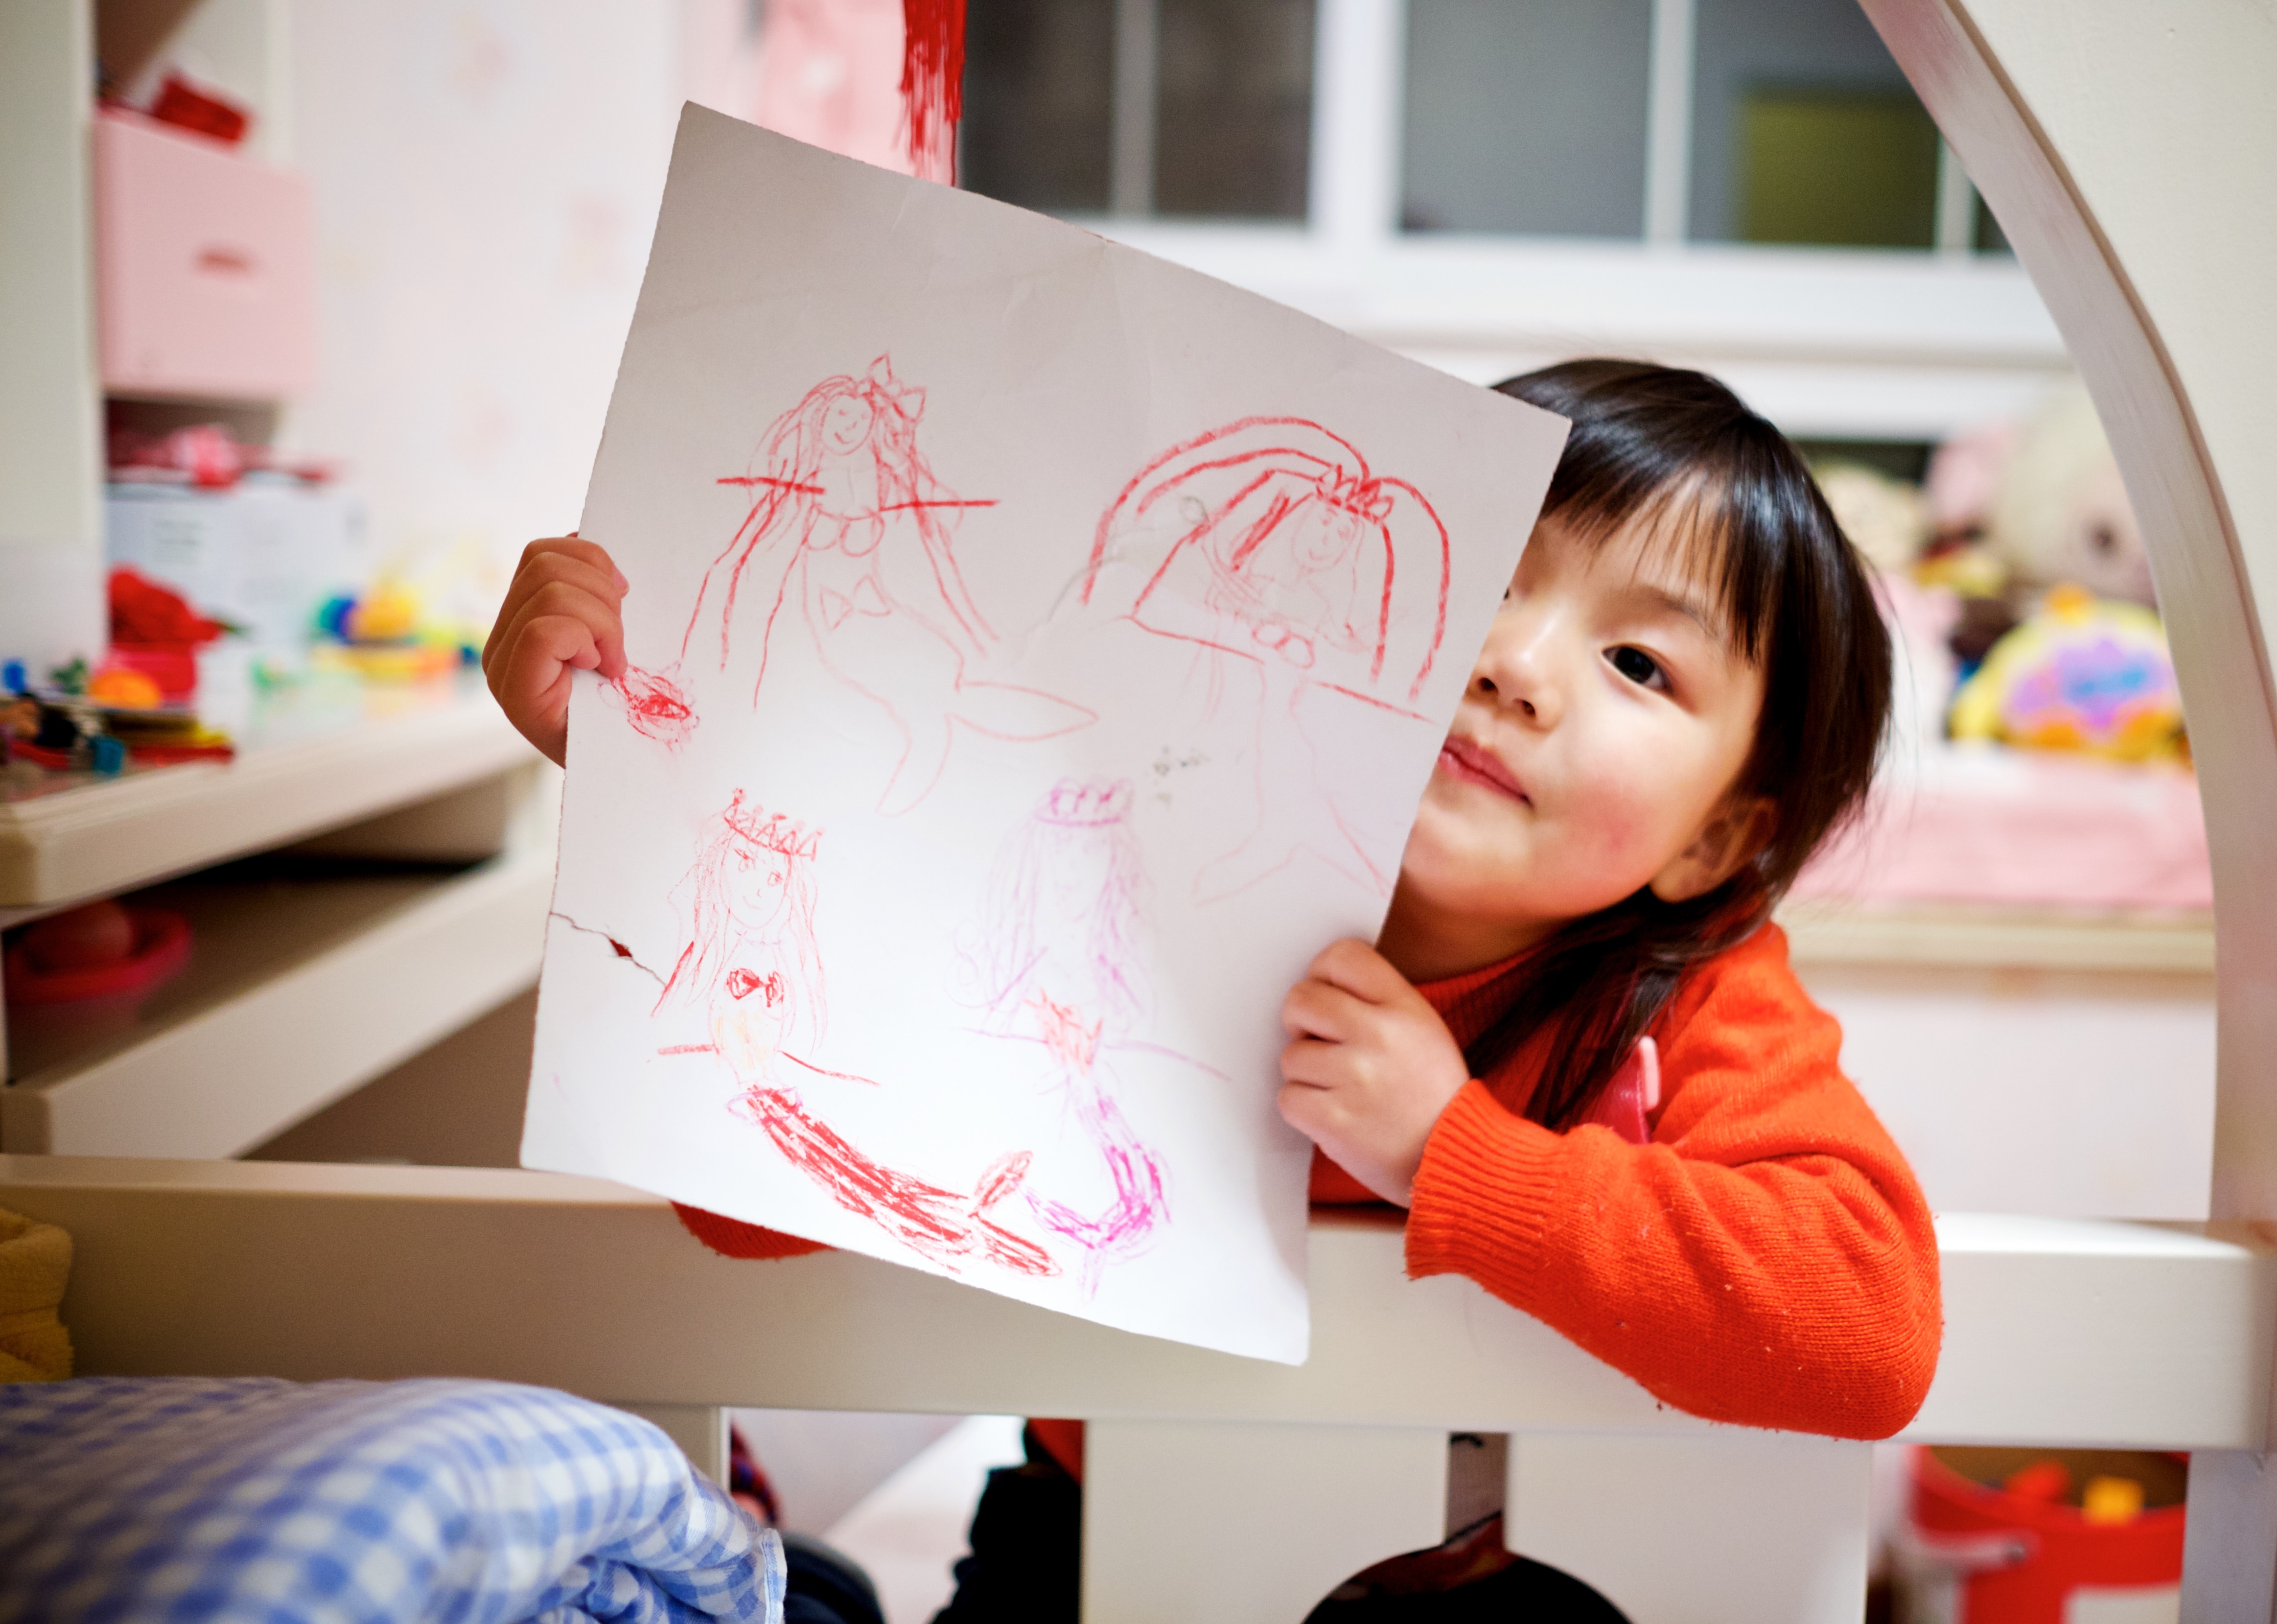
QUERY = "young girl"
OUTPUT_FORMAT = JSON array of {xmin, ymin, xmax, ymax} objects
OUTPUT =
[{"xmin": 484, "ymin": 360, "xmax": 1938, "ymax": 1617}]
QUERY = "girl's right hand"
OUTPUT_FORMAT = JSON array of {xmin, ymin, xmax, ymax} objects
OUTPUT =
[{"xmin": 481, "ymin": 536, "xmax": 629, "ymax": 766}]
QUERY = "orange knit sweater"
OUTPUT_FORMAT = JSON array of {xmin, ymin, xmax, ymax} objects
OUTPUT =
[{"xmin": 677, "ymin": 922, "xmax": 1942, "ymax": 1443}]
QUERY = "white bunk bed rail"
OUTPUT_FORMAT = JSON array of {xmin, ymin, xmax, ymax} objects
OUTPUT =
[{"xmin": 3, "ymin": 1155, "xmax": 2273, "ymax": 1621}]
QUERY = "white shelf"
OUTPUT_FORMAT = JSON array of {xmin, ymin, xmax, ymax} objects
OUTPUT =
[
  {"xmin": 0, "ymin": 679, "xmax": 538, "ymax": 920},
  {"xmin": 1, "ymin": 845, "xmax": 554, "ymax": 1157},
  {"xmin": 1778, "ymin": 897, "xmax": 2216, "ymax": 974}
]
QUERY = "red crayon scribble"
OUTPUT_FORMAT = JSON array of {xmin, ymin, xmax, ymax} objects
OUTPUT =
[
  {"xmin": 732, "ymin": 1086, "xmax": 1056, "ymax": 1278},
  {"xmin": 605, "ymin": 665, "xmax": 698, "ymax": 749},
  {"xmin": 679, "ymin": 354, "xmax": 1091, "ymax": 814},
  {"xmin": 653, "ymin": 786, "xmax": 1054, "ymax": 1277},
  {"xmin": 717, "ymin": 476, "xmax": 826, "ymax": 495},
  {"xmin": 1076, "ymin": 418, "xmax": 1451, "ymax": 901}
]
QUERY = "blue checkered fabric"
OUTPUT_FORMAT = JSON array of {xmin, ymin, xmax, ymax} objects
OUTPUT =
[{"xmin": 0, "ymin": 1377, "xmax": 784, "ymax": 1623}]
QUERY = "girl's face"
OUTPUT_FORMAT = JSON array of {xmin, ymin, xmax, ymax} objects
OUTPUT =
[
  {"xmin": 1388, "ymin": 512, "xmax": 1769, "ymax": 977},
  {"xmin": 723, "ymin": 835, "xmax": 795, "ymax": 933},
  {"xmin": 821, "ymin": 394, "xmax": 876, "ymax": 456}
]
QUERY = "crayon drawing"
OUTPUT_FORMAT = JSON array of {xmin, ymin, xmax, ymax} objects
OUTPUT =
[
  {"xmin": 966, "ymin": 779, "xmax": 1169, "ymax": 1294},
  {"xmin": 1078, "ymin": 419, "xmax": 1452, "ymax": 900},
  {"xmin": 653, "ymin": 791, "xmax": 1058, "ymax": 1279},
  {"xmin": 524, "ymin": 108, "xmax": 1565, "ymax": 1363},
  {"xmin": 681, "ymin": 355, "xmax": 1094, "ymax": 813}
]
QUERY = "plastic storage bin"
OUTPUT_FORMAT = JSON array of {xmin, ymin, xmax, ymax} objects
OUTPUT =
[
  {"xmin": 1900, "ymin": 1445, "xmax": 2183, "ymax": 1623},
  {"xmin": 94, "ymin": 107, "xmax": 317, "ymax": 400},
  {"xmin": 106, "ymin": 479, "xmax": 368, "ymax": 658}
]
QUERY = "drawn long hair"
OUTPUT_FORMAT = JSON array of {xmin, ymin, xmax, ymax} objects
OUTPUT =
[
  {"xmin": 968, "ymin": 780, "xmax": 1146, "ymax": 1033},
  {"xmin": 660, "ymin": 792, "xmax": 827, "ymax": 1052},
  {"xmin": 1078, "ymin": 418, "xmax": 1451, "ymax": 707},
  {"xmin": 683, "ymin": 356, "xmax": 993, "ymax": 681}
]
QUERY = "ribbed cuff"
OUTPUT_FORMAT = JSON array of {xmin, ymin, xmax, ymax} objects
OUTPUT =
[{"xmin": 1404, "ymin": 1079, "xmax": 1562, "ymax": 1293}]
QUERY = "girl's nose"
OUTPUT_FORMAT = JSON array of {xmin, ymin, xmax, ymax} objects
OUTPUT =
[{"xmin": 1470, "ymin": 608, "xmax": 1565, "ymax": 729}]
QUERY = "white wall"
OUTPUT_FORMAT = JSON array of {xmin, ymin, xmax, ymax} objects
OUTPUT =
[{"xmin": 276, "ymin": 1, "xmax": 687, "ymax": 628}]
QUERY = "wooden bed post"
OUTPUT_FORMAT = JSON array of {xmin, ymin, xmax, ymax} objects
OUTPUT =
[{"xmin": 1863, "ymin": 1, "xmax": 2277, "ymax": 1612}]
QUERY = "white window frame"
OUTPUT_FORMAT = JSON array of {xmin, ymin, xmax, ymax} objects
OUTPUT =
[{"xmin": 1068, "ymin": 0, "xmax": 2070, "ymax": 441}]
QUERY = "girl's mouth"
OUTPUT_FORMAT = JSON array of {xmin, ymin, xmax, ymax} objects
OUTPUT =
[{"xmin": 1437, "ymin": 737, "xmax": 1529, "ymax": 803}]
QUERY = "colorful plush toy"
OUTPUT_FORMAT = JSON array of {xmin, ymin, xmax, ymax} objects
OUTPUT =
[
  {"xmin": 1980, "ymin": 380, "xmax": 2154, "ymax": 607},
  {"xmin": 1949, "ymin": 584, "xmax": 2186, "ymax": 762}
]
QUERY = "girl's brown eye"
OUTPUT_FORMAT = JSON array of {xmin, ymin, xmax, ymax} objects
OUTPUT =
[{"xmin": 1607, "ymin": 646, "xmax": 1665, "ymax": 689}]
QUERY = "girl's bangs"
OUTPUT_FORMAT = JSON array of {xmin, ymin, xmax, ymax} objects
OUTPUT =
[{"xmin": 1549, "ymin": 472, "xmax": 1771, "ymax": 667}]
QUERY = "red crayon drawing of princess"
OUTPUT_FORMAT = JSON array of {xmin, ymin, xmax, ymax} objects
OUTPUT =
[
  {"xmin": 969, "ymin": 779, "xmax": 1168, "ymax": 1293},
  {"xmin": 660, "ymin": 790, "xmax": 1055, "ymax": 1278},
  {"xmin": 683, "ymin": 356, "xmax": 1094, "ymax": 814},
  {"xmin": 1078, "ymin": 418, "xmax": 1452, "ymax": 900}
]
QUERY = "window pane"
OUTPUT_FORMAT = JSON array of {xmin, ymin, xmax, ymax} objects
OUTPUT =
[
  {"xmin": 1974, "ymin": 193, "xmax": 2013, "ymax": 255},
  {"xmin": 1154, "ymin": 0, "xmax": 1315, "ymax": 220},
  {"xmin": 961, "ymin": 0, "xmax": 1114, "ymax": 214},
  {"xmin": 1690, "ymin": 0, "xmax": 1938, "ymax": 248},
  {"xmin": 1401, "ymin": 0, "xmax": 1651, "ymax": 237}
]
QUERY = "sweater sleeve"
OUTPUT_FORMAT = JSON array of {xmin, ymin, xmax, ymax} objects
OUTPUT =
[
  {"xmin": 1403, "ymin": 929, "xmax": 1941, "ymax": 1440},
  {"xmin": 671, "ymin": 1203, "xmax": 831, "ymax": 1260}
]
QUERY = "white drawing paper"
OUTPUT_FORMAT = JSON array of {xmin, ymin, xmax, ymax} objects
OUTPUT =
[{"xmin": 523, "ymin": 105, "xmax": 1568, "ymax": 1363}]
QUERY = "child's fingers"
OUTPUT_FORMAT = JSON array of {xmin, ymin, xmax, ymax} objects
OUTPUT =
[
  {"xmin": 493, "ymin": 548, "xmax": 626, "ymax": 647},
  {"xmin": 489, "ymin": 579, "xmax": 628, "ymax": 685},
  {"xmin": 517, "ymin": 535, "xmax": 627, "ymax": 594},
  {"xmin": 1277, "ymin": 1031, "xmax": 1355, "ymax": 1091},
  {"xmin": 1280, "ymin": 975, "xmax": 1368, "ymax": 1042},
  {"xmin": 493, "ymin": 610, "xmax": 601, "ymax": 707},
  {"xmin": 1305, "ymin": 938, "xmax": 1414, "ymax": 1005}
]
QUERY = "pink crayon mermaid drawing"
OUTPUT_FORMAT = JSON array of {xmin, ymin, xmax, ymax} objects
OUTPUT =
[{"xmin": 968, "ymin": 778, "xmax": 1168, "ymax": 1293}]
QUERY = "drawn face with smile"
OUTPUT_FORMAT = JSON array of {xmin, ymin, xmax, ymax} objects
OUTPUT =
[
  {"xmin": 1293, "ymin": 502, "xmax": 1362, "ymax": 571},
  {"xmin": 821, "ymin": 394, "xmax": 876, "ymax": 457},
  {"xmin": 723, "ymin": 836, "xmax": 794, "ymax": 934}
]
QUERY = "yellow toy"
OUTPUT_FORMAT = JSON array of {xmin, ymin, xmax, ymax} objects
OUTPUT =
[{"xmin": 1949, "ymin": 585, "xmax": 2186, "ymax": 761}]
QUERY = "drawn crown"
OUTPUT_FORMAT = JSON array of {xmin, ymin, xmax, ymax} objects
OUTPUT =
[
  {"xmin": 724, "ymin": 791, "xmax": 822, "ymax": 858},
  {"xmin": 1039, "ymin": 779, "xmax": 1132, "ymax": 827},
  {"xmin": 1315, "ymin": 467, "xmax": 1393, "ymax": 522},
  {"xmin": 862, "ymin": 355, "xmax": 926, "ymax": 422}
]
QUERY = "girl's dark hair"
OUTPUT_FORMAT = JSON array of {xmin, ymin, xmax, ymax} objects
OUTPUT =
[{"xmin": 1473, "ymin": 359, "xmax": 1892, "ymax": 1129}]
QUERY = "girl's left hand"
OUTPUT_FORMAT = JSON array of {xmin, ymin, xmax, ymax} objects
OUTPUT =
[{"xmin": 1278, "ymin": 939, "xmax": 1472, "ymax": 1206}]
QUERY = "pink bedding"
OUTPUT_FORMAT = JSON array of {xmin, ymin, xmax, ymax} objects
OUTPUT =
[{"xmin": 1793, "ymin": 749, "xmax": 2212, "ymax": 913}]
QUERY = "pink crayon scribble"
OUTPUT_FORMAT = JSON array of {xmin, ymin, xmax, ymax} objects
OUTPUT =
[
  {"xmin": 680, "ymin": 354, "xmax": 1092, "ymax": 814},
  {"xmin": 605, "ymin": 665, "xmax": 698, "ymax": 749},
  {"xmin": 1018, "ymin": 988, "xmax": 1165, "ymax": 1288},
  {"xmin": 967, "ymin": 778, "xmax": 1169, "ymax": 1294},
  {"xmin": 1078, "ymin": 418, "xmax": 1452, "ymax": 900}
]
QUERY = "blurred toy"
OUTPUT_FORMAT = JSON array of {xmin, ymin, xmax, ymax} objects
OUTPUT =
[
  {"xmin": 1901, "ymin": 1446, "xmax": 2182, "ymax": 1624},
  {"xmin": 146, "ymin": 72, "xmax": 251, "ymax": 145},
  {"xmin": 107, "ymin": 566, "xmax": 229, "ymax": 705},
  {"xmin": 85, "ymin": 666, "xmax": 164, "ymax": 709},
  {"xmin": 106, "ymin": 419, "xmax": 337, "ymax": 490},
  {"xmin": 4, "ymin": 899, "xmax": 192, "ymax": 1015},
  {"xmin": 1814, "ymin": 461, "xmax": 1929, "ymax": 574},
  {"xmin": 2, "ymin": 693, "xmax": 96, "ymax": 771},
  {"xmin": 1978, "ymin": 381, "xmax": 2154, "ymax": 606},
  {"xmin": 312, "ymin": 581, "xmax": 471, "ymax": 683},
  {"xmin": 1949, "ymin": 585, "xmax": 2186, "ymax": 762}
]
